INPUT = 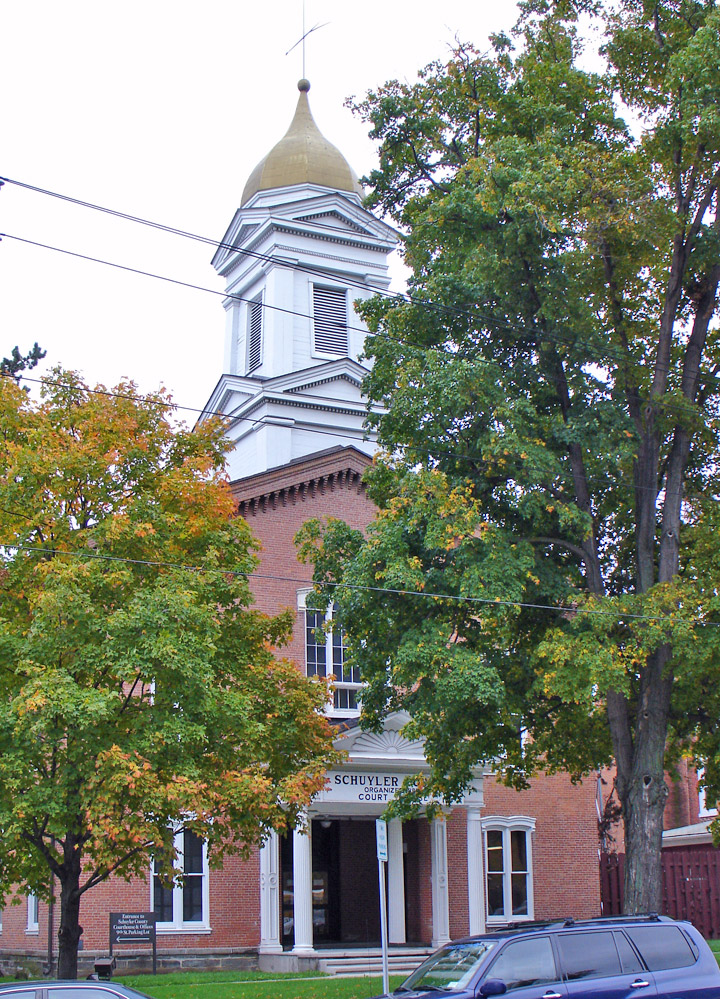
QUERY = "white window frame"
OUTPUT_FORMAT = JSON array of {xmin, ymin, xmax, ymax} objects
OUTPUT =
[
  {"xmin": 150, "ymin": 828, "xmax": 210, "ymax": 934},
  {"xmin": 482, "ymin": 815, "xmax": 535, "ymax": 924},
  {"xmin": 311, "ymin": 284, "xmax": 349, "ymax": 358},
  {"xmin": 697, "ymin": 766, "xmax": 718, "ymax": 818},
  {"xmin": 298, "ymin": 589, "xmax": 361, "ymax": 716},
  {"xmin": 26, "ymin": 893, "xmax": 39, "ymax": 934}
]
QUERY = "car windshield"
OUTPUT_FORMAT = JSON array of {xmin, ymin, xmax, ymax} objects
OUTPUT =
[{"xmin": 400, "ymin": 940, "xmax": 498, "ymax": 992}]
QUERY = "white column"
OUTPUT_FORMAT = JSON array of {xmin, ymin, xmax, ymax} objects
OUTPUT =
[
  {"xmin": 292, "ymin": 819, "xmax": 314, "ymax": 955},
  {"xmin": 388, "ymin": 818, "xmax": 406, "ymax": 944},
  {"xmin": 258, "ymin": 831, "xmax": 282, "ymax": 953},
  {"xmin": 430, "ymin": 817, "xmax": 450, "ymax": 948},
  {"xmin": 466, "ymin": 807, "xmax": 486, "ymax": 935}
]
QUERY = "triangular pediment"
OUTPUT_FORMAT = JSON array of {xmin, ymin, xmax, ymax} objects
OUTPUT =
[
  {"xmin": 294, "ymin": 210, "xmax": 367, "ymax": 235},
  {"xmin": 264, "ymin": 358, "xmax": 368, "ymax": 398}
]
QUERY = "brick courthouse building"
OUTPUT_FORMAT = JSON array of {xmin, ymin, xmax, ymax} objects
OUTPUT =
[{"xmin": 0, "ymin": 81, "xmax": 604, "ymax": 974}]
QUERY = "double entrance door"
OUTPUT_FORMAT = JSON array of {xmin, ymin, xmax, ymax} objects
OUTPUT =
[{"xmin": 281, "ymin": 818, "xmax": 382, "ymax": 947}]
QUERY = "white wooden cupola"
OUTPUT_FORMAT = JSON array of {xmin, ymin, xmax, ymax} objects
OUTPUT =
[{"xmin": 200, "ymin": 79, "xmax": 398, "ymax": 482}]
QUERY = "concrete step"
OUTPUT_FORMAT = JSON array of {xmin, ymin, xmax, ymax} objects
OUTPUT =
[{"xmin": 318, "ymin": 950, "xmax": 430, "ymax": 977}]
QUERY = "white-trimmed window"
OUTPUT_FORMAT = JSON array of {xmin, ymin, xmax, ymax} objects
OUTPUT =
[
  {"xmin": 698, "ymin": 767, "xmax": 718, "ymax": 818},
  {"xmin": 26, "ymin": 893, "xmax": 39, "ymax": 934},
  {"xmin": 247, "ymin": 296, "xmax": 263, "ymax": 373},
  {"xmin": 483, "ymin": 816, "xmax": 535, "ymax": 922},
  {"xmin": 312, "ymin": 285, "xmax": 348, "ymax": 356},
  {"xmin": 298, "ymin": 590, "xmax": 360, "ymax": 714},
  {"xmin": 151, "ymin": 828, "xmax": 209, "ymax": 932}
]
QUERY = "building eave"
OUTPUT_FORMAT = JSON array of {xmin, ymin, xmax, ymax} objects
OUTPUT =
[{"xmin": 231, "ymin": 444, "xmax": 372, "ymax": 513}]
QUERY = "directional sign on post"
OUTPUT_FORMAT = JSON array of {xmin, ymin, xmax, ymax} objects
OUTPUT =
[
  {"xmin": 376, "ymin": 819, "xmax": 390, "ymax": 994},
  {"xmin": 376, "ymin": 818, "xmax": 388, "ymax": 861}
]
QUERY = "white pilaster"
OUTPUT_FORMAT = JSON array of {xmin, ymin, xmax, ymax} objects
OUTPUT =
[
  {"xmin": 258, "ymin": 831, "xmax": 282, "ymax": 953},
  {"xmin": 430, "ymin": 817, "xmax": 450, "ymax": 948},
  {"xmin": 292, "ymin": 819, "xmax": 314, "ymax": 955},
  {"xmin": 387, "ymin": 818, "xmax": 406, "ymax": 944},
  {"xmin": 466, "ymin": 807, "xmax": 486, "ymax": 935}
]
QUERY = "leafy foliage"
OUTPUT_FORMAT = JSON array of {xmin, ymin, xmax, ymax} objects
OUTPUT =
[
  {"xmin": 301, "ymin": 0, "xmax": 720, "ymax": 909},
  {"xmin": 0, "ymin": 342, "xmax": 46, "ymax": 382},
  {"xmin": 0, "ymin": 370, "xmax": 339, "ymax": 975}
]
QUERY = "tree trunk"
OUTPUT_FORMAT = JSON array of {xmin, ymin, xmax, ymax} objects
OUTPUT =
[
  {"xmin": 616, "ymin": 646, "xmax": 673, "ymax": 913},
  {"xmin": 621, "ymin": 766, "xmax": 668, "ymax": 913},
  {"xmin": 56, "ymin": 863, "xmax": 83, "ymax": 980}
]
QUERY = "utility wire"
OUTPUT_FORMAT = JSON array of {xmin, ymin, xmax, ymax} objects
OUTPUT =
[
  {"xmin": 3, "ymin": 542, "xmax": 709, "ymax": 626},
  {"xmin": 1, "ymin": 198, "xmax": 717, "ymax": 490},
  {"xmin": 0, "ymin": 232, "xmax": 435, "ymax": 358},
  {"xmin": 6, "ymin": 369, "xmax": 687, "ymax": 498},
  {"xmin": 0, "ymin": 174, "xmax": 690, "ymax": 370},
  {"xmin": 5, "ymin": 226, "xmax": 718, "ymax": 430}
]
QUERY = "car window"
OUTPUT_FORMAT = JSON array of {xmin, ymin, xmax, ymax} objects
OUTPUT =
[
  {"xmin": 403, "ymin": 940, "xmax": 498, "ymax": 991},
  {"xmin": 614, "ymin": 931, "xmax": 644, "ymax": 974},
  {"xmin": 487, "ymin": 935, "xmax": 558, "ymax": 991},
  {"xmin": 0, "ymin": 991, "xmax": 40, "ymax": 999},
  {"xmin": 48, "ymin": 989, "xmax": 121, "ymax": 999},
  {"xmin": 556, "ymin": 930, "xmax": 621, "ymax": 980},
  {"xmin": 626, "ymin": 925, "xmax": 697, "ymax": 971}
]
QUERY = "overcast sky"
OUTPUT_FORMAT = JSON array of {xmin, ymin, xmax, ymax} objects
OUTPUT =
[{"xmin": 2, "ymin": 0, "xmax": 520, "ymax": 419}]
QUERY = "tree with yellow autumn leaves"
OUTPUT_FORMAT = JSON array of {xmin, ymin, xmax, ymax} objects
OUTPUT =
[{"xmin": 0, "ymin": 371, "xmax": 338, "ymax": 978}]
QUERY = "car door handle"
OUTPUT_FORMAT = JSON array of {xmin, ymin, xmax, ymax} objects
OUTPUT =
[
  {"xmin": 542, "ymin": 993, "xmax": 563, "ymax": 998},
  {"xmin": 630, "ymin": 982, "xmax": 651, "ymax": 989}
]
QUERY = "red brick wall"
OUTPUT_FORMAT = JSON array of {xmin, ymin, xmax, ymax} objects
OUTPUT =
[
  {"xmin": 665, "ymin": 759, "xmax": 700, "ymax": 829},
  {"xmin": 481, "ymin": 774, "xmax": 601, "ymax": 922},
  {"xmin": 0, "ymin": 465, "xmax": 606, "ymax": 960},
  {"xmin": 447, "ymin": 810, "xmax": 470, "ymax": 939},
  {"xmin": 240, "ymin": 474, "xmax": 377, "ymax": 668},
  {"xmin": 0, "ymin": 853, "xmax": 261, "ymax": 956}
]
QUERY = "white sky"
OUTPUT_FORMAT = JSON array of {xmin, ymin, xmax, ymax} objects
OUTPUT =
[{"xmin": 1, "ymin": 0, "xmax": 519, "ymax": 420}]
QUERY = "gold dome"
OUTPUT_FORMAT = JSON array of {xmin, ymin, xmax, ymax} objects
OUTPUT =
[{"xmin": 241, "ymin": 80, "xmax": 363, "ymax": 205}]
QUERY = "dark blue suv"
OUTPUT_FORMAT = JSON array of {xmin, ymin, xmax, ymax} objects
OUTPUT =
[{"xmin": 375, "ymin": 915, "xmax": 720, "ymax": 998}]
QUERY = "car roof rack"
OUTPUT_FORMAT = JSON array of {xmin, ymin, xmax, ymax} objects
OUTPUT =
[{"xmin": 490, "ymin": 913, "xmax": 667, "ymax": 934}]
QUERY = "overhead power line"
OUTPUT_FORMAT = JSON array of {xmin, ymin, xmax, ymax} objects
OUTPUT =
[
  {"xmin": 2, "ymin": 184, "xmax": 717, "ymax": 494},
  {"xmin": 5, "ymin": 369, "xmax": 683, "ymax": 498},
  {"xmin": 0, "ymin": 173, "xmax": 692, "ymax": 371},
  {"xmin": 0, "ymin": 232, "xmax": 435, "ymax": 358},
  {"xmin": 3, "ymin": 542, "xmax": 711, "ymax": 626}
]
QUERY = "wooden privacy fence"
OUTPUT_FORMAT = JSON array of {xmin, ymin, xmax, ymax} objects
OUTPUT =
[{"xmin": 600, "ymin": 849, "xmax": 720, "ymax": 940}]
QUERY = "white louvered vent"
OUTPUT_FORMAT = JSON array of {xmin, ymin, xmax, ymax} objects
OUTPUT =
[
  {"xmin": 247, "ymin": 297, "xmax": 263, "ymax": 373},
  {"xmin": 313, "ymin": 286, "xmax": 348, "ymax": 356}
]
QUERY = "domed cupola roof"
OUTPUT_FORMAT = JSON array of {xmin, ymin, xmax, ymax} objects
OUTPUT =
[{"xmin": 241, "ymin": 79, "xmax": 363, "ymax": 205}]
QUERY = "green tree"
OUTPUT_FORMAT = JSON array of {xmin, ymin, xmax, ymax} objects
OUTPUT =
[
  {"xmin": 0, "ymin": 371, "xmax": 338, "ymax": 979},
  {"xmin": 0, "ymin": 342, "xmax": 46, "ymax": 381},
  {"xmin": 298, "ymin": 0, "xmax": 720, "ymax": 913}
]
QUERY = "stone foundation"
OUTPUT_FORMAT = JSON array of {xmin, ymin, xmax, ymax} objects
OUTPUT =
[{"xmin": 0, "ymin": 947, "xmax": 258, "ymax": 979}]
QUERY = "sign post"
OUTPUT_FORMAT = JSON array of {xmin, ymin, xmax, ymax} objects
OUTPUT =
[
  {"xmin": 376, "ymin": 818, "xmax": 390, "ymax": 996},
  {"xmin": 110, "ymin": 912, "xmax": 157, "ymax": 975}
]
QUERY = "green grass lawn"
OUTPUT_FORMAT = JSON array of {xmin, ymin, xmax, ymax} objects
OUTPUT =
[{"xmin": 116, "ymin": 970, "xmax": 406, "ymax": 999}]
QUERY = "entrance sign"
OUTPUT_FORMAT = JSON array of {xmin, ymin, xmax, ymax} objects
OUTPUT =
[
  {"xmin": 318, "ymin": 770, "xmax": 405, "ymax": 804},
  {"xmin": 109, "ymin": 912, "xmax": 157, "ymax": 974},
  {"xmin": 376, "ymin": 819, "xmax": 388, "ymax": 861}
]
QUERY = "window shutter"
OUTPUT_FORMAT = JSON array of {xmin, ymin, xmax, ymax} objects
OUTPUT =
[
  {"xmin": 248, "ymin": 298, "xmax": 263, "ymax": 372},
  {"xmin": 313, "ymin": 286, "xmax": 348, "ymax": 355}
]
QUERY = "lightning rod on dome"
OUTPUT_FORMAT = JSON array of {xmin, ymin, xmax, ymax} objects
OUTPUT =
[{"xmin": 284, "ymin": 0, "xmax": 329, "ymax": 80}]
